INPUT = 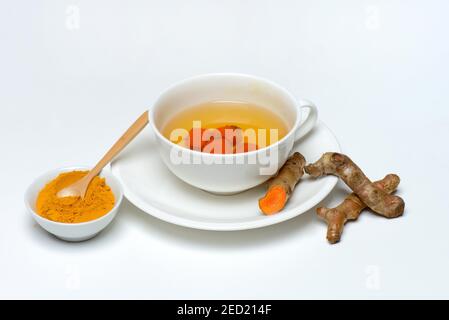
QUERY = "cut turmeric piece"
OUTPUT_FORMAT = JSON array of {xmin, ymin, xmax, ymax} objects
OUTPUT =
[
  {"xmin": 259, "ymin": 185, "xmax": 287, "ymax": 215},
  {"xmin": 203, "ymin": 137, "xmax": 234, "ymax": 154},
  {"xmin": 259, "ymin": 152, "xmax": 306, "ymax": 215},
  {"xmin": 217, "ymin": 125, "xmax": 242, "ymax": 146},
  {"xmin": 186, "ymin": 125, "xmax": 244, "ymax": 154},
  {"xmin": 186, "ymin": 128, "xmax": 208, "ymax": 151}
]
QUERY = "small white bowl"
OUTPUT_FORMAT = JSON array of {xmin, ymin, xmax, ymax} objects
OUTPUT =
[{"xmin": 25, "ymin": 166, "xmax": 123, "ymax": 242}]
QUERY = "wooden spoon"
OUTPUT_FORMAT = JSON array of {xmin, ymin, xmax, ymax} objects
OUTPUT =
[{"xmin": 57, "ymin": 110, "xmax": 149, "ymax": 199}]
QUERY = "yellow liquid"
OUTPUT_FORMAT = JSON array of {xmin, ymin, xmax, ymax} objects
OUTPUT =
[{"xmin": 162, "ymin": 100, "xmax": 289, "ymax": 149}]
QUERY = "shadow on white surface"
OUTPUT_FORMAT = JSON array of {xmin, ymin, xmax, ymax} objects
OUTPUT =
[
  {"xmin": 26, "ymin": 181, "xmax": 353, "ymax": 250},
  {"xmin": 114, "ymin": 182, "xmax": 351, "ymax": 249}
]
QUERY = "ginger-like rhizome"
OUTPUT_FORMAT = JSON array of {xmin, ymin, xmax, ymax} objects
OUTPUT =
[
  {"xmin": 317, "ymin": 174, "xmax": 400, "ymax": 244},
  {"xmin": 259, "ymin": 152, "xmax": 306, "ymax": 215},
  {"xmin": 305, "ymin": 153, "xmax": 404, "ymax": 218},
  {"xmin": 259, "ymin": 151, "xmax": 405, "ymax": 244}
]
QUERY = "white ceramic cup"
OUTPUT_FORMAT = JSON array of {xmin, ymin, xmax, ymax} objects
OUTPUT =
[{"xmin": 149, "ymin": 73, "xmax": 318, "ymax": 194}]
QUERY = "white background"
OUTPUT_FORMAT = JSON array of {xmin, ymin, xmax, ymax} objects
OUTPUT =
[{"xmin": 1, "ymin": 0, "xmax": 448, "ymax": 299}]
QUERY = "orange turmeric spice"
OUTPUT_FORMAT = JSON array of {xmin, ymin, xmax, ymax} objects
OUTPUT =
[
  {"xmin": 36, "ymin": 171, "xmax": 115, "ymax": 223},
  {"xmin": 259, "ymin": 152, "xmax": 306, "ymax": 215}
]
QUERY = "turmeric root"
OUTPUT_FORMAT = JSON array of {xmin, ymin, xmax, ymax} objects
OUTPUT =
[
  {"xmin": 317, "ymin": 174, "xmax": 400, "ymax": 244},
  {"xmin": 305, "ymin": 153, "xmax": 404, "ymax": 218},
  {"xmin": 259, "ymin": 152, "xmax": 306, "ymax": 215}
]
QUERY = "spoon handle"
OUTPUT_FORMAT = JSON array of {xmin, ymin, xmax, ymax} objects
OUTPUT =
[{"xmin": 83, "ymin": 110, "xmax": 149, "ymax": 184}]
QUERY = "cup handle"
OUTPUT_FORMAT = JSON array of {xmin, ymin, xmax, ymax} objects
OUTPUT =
[{"xmin": 294, "ymin": 99, "xmax": 318, "ymax": 142}]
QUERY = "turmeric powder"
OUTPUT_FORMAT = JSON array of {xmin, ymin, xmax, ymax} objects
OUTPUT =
[{"xmin": 36, "ymin": 171, "xmax": 115, "ymax": 223}]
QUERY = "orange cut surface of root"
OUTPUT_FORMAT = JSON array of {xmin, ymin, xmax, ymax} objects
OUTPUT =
[{"xmin": 259, "ymin": 185, "xmax": 287, "ymax": 215}]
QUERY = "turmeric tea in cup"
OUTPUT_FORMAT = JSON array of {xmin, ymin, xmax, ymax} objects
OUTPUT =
[
  {"xmin": 162, "ymin": 100, "xmax": 289, "ymax": 154},
  {"xmin": 148, "ymin": 73, "xmax": 318, "ymax": 194}
]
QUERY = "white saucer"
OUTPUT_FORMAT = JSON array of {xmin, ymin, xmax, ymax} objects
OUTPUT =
[{"xmin": 111, "ymin": 121, "xmax": 341, "ymax": 231}]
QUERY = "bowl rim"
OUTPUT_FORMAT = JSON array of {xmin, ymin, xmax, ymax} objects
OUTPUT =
[
  {"xmin": 148, "ymin": 72, "xmax": 302, "ymax": 158},
  {"xmin": 24, "ymin": 165, "xmax": 124, "ymax": 227}
]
